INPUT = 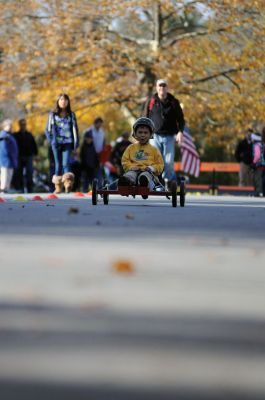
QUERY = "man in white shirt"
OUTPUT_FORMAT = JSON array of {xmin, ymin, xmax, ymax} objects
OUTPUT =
[
  {"xmin": 84, "ymin": 117, "xmax": 105, "ymax": 186},
  {"xmin": 84, "ymin": 117, "xmax": 105, "ymax": 154}
]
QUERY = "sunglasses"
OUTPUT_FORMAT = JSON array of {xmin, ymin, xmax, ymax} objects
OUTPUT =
[{"xmin": 158, "ymin": 83, "xmax": 167, "ymax": 87}]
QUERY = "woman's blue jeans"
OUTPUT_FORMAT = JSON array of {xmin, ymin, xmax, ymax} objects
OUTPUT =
[{"xmin": 51, "ymin": 143, "xmax": 72, "ymax": 176}]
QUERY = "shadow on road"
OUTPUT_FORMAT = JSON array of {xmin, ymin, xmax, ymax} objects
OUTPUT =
[
  {"xmin": 1, "ymin": 380, "xmax": 265, "ymax": 400},
  {"xmin": 1, "ymin": 301, "xmax": 265, "ymax": 400}
]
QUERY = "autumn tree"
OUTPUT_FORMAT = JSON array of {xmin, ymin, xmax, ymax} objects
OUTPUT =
[{"xmin": 0, "ymin": 0, "xmax": 264, "ymax": 158}]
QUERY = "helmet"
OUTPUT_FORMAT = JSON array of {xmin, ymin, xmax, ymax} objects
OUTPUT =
[{"xmin": 132, "ymin": 117, "xmax": 155, "ymax": 138}]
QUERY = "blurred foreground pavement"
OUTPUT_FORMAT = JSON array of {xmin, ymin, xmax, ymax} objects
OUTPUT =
[{"xmin": 0, "ymin": 194, "xmax": 265, "ymax": 399}]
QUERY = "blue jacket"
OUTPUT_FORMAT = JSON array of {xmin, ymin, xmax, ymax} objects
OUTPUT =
[
  {"xmin": 45, "ymin": 112, "xmax": 79, "ymax": 149},
  {"xmin": 0, "ymin": 130, "xmax": 18, "ymax": 168}
]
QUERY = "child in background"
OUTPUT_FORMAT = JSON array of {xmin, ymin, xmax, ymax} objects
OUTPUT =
[
  {"xmin": 119, "ymin": 117, "xmax": 164, "ymax": 196},
  {"xmin": 110, "ymin": 132, "xmax": 131, "ymax": 176},
  {"xmin": 80, "ymin": 130, "xmax": 99, "ymax": 192}
]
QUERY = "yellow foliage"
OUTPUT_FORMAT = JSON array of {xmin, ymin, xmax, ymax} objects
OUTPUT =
[{"xmin": 0, "ymin": 0, "xmax": 264, "ymax": 155}]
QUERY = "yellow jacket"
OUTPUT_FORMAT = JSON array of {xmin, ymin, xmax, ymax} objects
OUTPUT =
[{"xmin": 122, "ymin": 143, "xmax": 164, "ymax": 175}]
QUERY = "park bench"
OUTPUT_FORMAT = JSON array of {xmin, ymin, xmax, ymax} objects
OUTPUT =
[{"xmin": 174, "ymin": 162, "xmax": 255, "ymax": 195}]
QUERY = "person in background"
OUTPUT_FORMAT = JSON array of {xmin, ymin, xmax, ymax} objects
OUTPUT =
[
  {"xmin": 234, "ymin": 128, "xmax": 253, "ymax": 186},
  {"xmin": 143, "ymin": 79, "xmax": 185, "ymax": 187},
  {"xmin": 84, "ymin": 117, "xmax": 105, "ymax": 154},
  {"xmin": 13, "ymin": 118, "xmax": 38, "ymax": 193},
  {"xmin": 110, "ymin": 132, "xmax": 131, "ymax": 176},
  {"xmin": 45, "ymin": 93, "xmax": 79, "ymax": 193},
  {"xmin": 70, "ymin": 150, "xmax": 82, "ymax": 192},
  {"xmin": 48, "ymin": 145, "xmax": 55, "ymax": 192},
  {"xmin": 0, "ymin": 119, "xmax": 18, "ymax": 193},
  {"xmin": 250, "ymin": 130, "xmax": 263, "ymax": 197},
  {"xmin": 262, "ymin": 127, "xmax": 265, "ymax": 197},
  {"xmin": 80, "ymin": 130, "xmax": 99, "ymax": 192},
  {"xmin": 84, "ymin": 117, "xmax": 105, "ymax": 186}
]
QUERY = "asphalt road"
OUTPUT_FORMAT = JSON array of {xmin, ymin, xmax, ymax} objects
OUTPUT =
[{"xmin": 0, "ymin": 193, "xmax": 265, "ymax": 400}]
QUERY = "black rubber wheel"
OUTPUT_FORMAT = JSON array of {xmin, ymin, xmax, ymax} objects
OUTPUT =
[
  {"xmin": 92, "ymin": 179, "xmax": 98, "ymax": 205},
  {"xmin": 171, "ymin": 180, "xmax": 177, "ymax": 208},
  {"xmin": 103, "ymin": 193, "xmax": 109, "ymax": 205},
  {"xmin": 180, "ymin": 181, "xmax": 185, "ymax": 207}
]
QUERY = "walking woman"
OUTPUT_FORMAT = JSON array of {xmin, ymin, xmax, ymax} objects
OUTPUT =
[
  {"xmin": 45, "ymin": 93, "xmax": 79, "ymax": 193},
  {"xmin": 0, "ymin": 119, "xmax": 18, "ymax": 193}
]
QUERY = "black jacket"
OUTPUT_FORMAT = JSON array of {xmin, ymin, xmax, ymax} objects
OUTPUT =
[
  {"xmin": 235, "ymin": 138, "xmax": 252, "ymax": 165},
  {"xmin": 80, "ymin": 142, "xmax": 99, "ymax": 170},
  {"xmin": 143, "ymin": 92, "xmax": 185, "ymax": 135},
  {"xmin": 14, "ymin": 130, "xmax": 38, "ymax": 158}
]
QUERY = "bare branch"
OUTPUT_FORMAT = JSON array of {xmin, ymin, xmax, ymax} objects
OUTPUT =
[
  {"xmin": 163, "ymin": 27, "xmax": 228, "ymax": 48},
  {"xmin": 162, "ymin": 24, "xmax": 203, "ymax": 38},
  {"xmin": 162, "ymin": 11, "xmax": 176, "ymax": 23},
  {"xmin": 223, "ymin": 73, "xmax": 241, "ymax": 92},
  {"xmin": 105, "ymin": 28, "xmax": 151, "ymax": 46},
  {"xmin": 25, "ymin": 14, "xmax": 52, "ymax": 19},
  {"xmin": 186, "ymin": 67, "xmax": 249, "ymax": 85}
]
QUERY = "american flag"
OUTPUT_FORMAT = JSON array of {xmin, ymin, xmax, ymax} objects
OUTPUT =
[{"xmin": 180, "ymin": 127, "xmax": 200, "ymax": 177}]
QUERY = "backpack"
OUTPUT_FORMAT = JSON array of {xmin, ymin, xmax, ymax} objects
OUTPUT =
[
  {"xmin": 252, "ymin": 141, "xmax": 265, "ymax": 168},
  {"xmin": 148, "ymin": 94, "xmax": 177, "ymax": 111}
]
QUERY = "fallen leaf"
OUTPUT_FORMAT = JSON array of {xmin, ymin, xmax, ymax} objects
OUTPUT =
[
  {"xmin": 112, "ymin": 259, "xmax": 135, "ymax": 274},
  {"xmin": 68, "ymin": 207, "xmax": 79, "ymax": 214},
  {"xmin": 125, "ymin": 213, "xmax": 134, "ymax": 220}
]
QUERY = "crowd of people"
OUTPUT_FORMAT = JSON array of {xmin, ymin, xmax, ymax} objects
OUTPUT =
[
  {"xmin": 0, "ymin": 118, "xmax": 37, "ymax": 193},
  {"xmin": 0, "ymin": 80, "xmax": 264, "ymax": 196},
  {"xmin": 0, "ymin": 110, "xmax": 132, "ymax": 195},
  {"xmin": 0, "ymin": 80, "xmax": 185, "ymax": 194}
]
